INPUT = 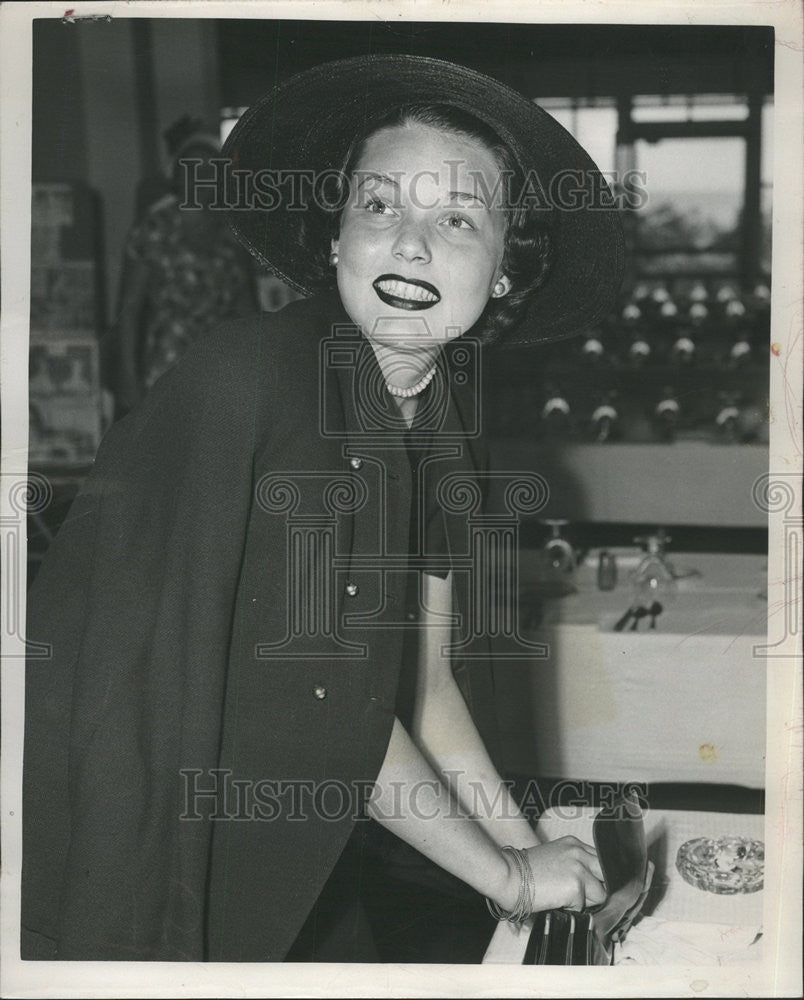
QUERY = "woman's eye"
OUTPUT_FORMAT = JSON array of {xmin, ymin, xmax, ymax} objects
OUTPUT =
[
  {"xmin": 442, "ymin": 214, "xmax": 475, "ymax": 231},
  {"xmin": 365, "ymin": 198, "xmax": 391, "ymax": 215}
]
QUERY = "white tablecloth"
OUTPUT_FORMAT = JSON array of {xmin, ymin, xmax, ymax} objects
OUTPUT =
[{"xmin": 483, "ymin": 807, "xmax": 764, "ymax": 965}]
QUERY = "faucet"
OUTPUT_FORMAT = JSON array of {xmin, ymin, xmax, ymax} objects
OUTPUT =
[
  {"xmin": 543, "ymin": 519, "xmax": 576, "ymax": 574},
  {"xmin": 632, "ymin": 530, "xmax": 678, "ymax": 606}
]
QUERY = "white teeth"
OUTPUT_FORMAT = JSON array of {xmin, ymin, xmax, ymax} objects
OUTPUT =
[{"xmin": 377, "ymin": 279, "xmax": 438, "ymax": 302}]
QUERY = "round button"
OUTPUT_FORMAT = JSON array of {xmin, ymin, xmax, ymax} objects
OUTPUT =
[
  {"xmin": 313, "ymin": 685, "xmax": 327, "ymax": 700},
  {"xmin": 345, "ymin": 582, "xmax": 359, "ymax": 597},
  {"xmin": 349, "ymin": 457, "xmax": 363, "ymax": 470}
]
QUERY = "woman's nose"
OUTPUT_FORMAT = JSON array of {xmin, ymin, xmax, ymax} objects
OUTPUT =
[{"xmin": 392, "ymin": 221, "xmax": 431, "ymax": 264}]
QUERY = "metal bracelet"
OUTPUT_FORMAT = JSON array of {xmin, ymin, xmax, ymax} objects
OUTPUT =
[{"xmin": 486, "ymin": 845, "xmax": 534, "ymax": 925}]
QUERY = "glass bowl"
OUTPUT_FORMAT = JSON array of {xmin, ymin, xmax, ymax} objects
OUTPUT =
[{"xmin": 676, "ymin": 836, "xmax": 764, "ymax": 894}]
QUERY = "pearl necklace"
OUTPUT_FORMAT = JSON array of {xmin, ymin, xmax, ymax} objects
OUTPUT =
[{"xmin": 385, "ymin": 364, "xmax": 437, "ymax": 398}]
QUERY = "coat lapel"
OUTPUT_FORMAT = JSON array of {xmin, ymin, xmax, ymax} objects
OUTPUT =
[{"xmin": 327, "ymin": 304, "xmax": 486, "ymax": 571}]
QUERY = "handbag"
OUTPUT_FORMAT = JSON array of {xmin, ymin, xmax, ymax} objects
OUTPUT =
[{"xmin": 523, "ymin": 789, "xmax": 653, "ymax": 965}]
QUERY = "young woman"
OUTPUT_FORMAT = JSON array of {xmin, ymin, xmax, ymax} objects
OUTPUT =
[{"xmin": 22, "ymin": 55, "xmax": 624, "ymax": 963}]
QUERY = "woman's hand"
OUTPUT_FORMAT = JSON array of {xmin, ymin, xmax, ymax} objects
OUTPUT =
[
  {"xmin": 496, "ymin": 836, "xmax": 607, "ymax": 914},
  {"xmin": 526, "ymin": 837, "xmax": 606, "ymax": 912}
]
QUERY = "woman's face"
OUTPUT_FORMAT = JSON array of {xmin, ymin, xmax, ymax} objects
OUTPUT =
[{"xmin": 333, "ymin": 123, "xmax": 510, "ymax": 349}]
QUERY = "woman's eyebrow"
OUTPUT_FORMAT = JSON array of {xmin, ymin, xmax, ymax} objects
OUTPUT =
[
  {"xmin": 447, "ymin": 190, "xmax": 489, "ymax": 209},
  {"xmin": 354, "ymin": 171, "xmax": 399, "ymax": 191}
]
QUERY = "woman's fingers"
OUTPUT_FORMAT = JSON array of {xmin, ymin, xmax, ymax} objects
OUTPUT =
[
  {"xmin": 523, "ymin": 839, "xmax": 608, "ymax": 913},
  {"xmin": 582, "ymin": 872, "xmax": 607, "ymax": 907},
  {"xmin": 564, "ymin": 864, "xmax": 606, "ymax": 911},
  {"xmin": 582, "ymin": 849, "xmax": 605, "ymax": 883},
  {"xmin": 561, "ymin": 872, "xmax": 605, "ymax": 912},
  {"xmin": 563, "ymin": 871, "xmax": 606, "ymax": 911},
  {"xmin": 554, "ymin": 836, "xmax": 605, "ymax": 882},
  {"xmin": 564, "ymin": 882, "xmax": 586, "ymax": 912}
]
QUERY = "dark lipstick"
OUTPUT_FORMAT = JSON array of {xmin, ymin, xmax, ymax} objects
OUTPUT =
[{"xmin": 372, "ymin": 274, "xmax": 441, "ymax": 311}]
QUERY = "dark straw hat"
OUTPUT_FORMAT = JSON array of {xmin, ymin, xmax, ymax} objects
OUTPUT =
[{"xmin": 222, "ymin": 54, "xmax": 625, "ymax": 344}]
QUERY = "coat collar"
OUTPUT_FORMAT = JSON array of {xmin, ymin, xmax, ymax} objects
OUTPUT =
[{"xmin": 319, "ymin": 291, "xmax": 484, "ymax": 473}]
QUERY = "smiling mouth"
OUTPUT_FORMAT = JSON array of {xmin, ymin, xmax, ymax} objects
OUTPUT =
[{"xmin": 372, "ymin": 274, "xmax": 441, "ymax": 311}]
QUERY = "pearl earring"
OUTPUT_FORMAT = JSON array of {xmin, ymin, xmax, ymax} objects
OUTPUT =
[
  {"xmin": 494, "ymin": 280, "xmax": 507, "ymax": 298},
  {"xmin": 329, "ymin": 251, "xmax": 339, "ymax": 267}
]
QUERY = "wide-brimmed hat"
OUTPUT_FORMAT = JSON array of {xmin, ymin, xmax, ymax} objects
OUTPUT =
[{"xmin": 222, "ymin": 54, "xmax": 625, "ymax": 344}]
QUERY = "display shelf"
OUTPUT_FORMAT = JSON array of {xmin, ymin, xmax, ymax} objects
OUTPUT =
[{"xmin": 487, "ymin": 440, "xmax": 768, "ymax": 528}]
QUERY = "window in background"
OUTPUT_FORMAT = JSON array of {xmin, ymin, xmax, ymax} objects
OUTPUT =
[
  {"xmin": 623, "ymin": 96, "xmax": 770, "ymax": 279},
  {"xmin": 536, "ymin": 100, "xmax": 619, "ymax": 176},
  {"xmin": 760, "ymin": 98, "xmax": 773, "ymax": 277},
  {"xmin": 632, "ymin": 95, "xmax": 749, "ymax": 122},
  {"xmin": 222, "ymin": 93, "xmax": 773, "ymax": 284},
  {"xmin": 634, "ymin": 135, "xmax": 745, "ymax": 271}
]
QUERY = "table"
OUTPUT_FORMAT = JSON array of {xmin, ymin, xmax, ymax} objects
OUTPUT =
[{"xmin": 483, "ymin": 807, "xmax": 765, "ymax": 965}]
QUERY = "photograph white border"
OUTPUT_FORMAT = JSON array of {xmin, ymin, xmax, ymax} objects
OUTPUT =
[{"xmin": 2, "ymin": 1, "xmax": 801, "ymax": 996}]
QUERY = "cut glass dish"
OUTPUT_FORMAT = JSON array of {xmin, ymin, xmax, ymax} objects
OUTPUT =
[{"xmin": 676, "ymin": 836, "xmax": 764, "ymax": 894}]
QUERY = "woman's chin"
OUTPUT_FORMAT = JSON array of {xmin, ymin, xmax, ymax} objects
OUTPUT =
[{"xmin": 364, "ymin": 311, "xmax": 467, "ymax": 349}]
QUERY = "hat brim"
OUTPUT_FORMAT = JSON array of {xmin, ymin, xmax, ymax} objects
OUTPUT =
[{"xmin": 222, "ymin": 54, "xmax": 625, "ymax": 345}]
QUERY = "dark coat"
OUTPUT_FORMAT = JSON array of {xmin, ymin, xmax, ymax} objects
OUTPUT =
[{"xmin": 21, "ymin": 291, "xmax": 497, "ymax": 962}]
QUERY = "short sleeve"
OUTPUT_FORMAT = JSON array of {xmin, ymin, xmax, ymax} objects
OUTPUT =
[{"xmin": 421, "ymin": 503, "xmax": 451, "ymax": 579}]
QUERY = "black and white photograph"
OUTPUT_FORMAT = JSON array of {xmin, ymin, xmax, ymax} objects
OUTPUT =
[{"xmin": 0, "ymin": 2, "xmax": 801, "ymax": 997}]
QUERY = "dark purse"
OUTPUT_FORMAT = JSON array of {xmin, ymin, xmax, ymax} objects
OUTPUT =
[{"xmin": 523, "ymin": 789, "xmax": 653, "ymax": 965}]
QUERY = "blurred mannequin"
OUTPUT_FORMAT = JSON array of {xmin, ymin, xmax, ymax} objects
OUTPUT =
[
  {"xmin": 113, "ymin": 116, "xmax": 257, "ymax": 416},
  {"xmin": 132, "ymin": 114, "xmax": 218, "ymax": 221}
]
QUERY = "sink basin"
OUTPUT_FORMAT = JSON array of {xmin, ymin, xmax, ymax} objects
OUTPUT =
[
  {"xmin": 496, "ymin": 550, "xmax": 767, "ymax": 787},
  {"xmin": 516, "ymin": 551, "xmax": 767, "ymax": 637}
]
